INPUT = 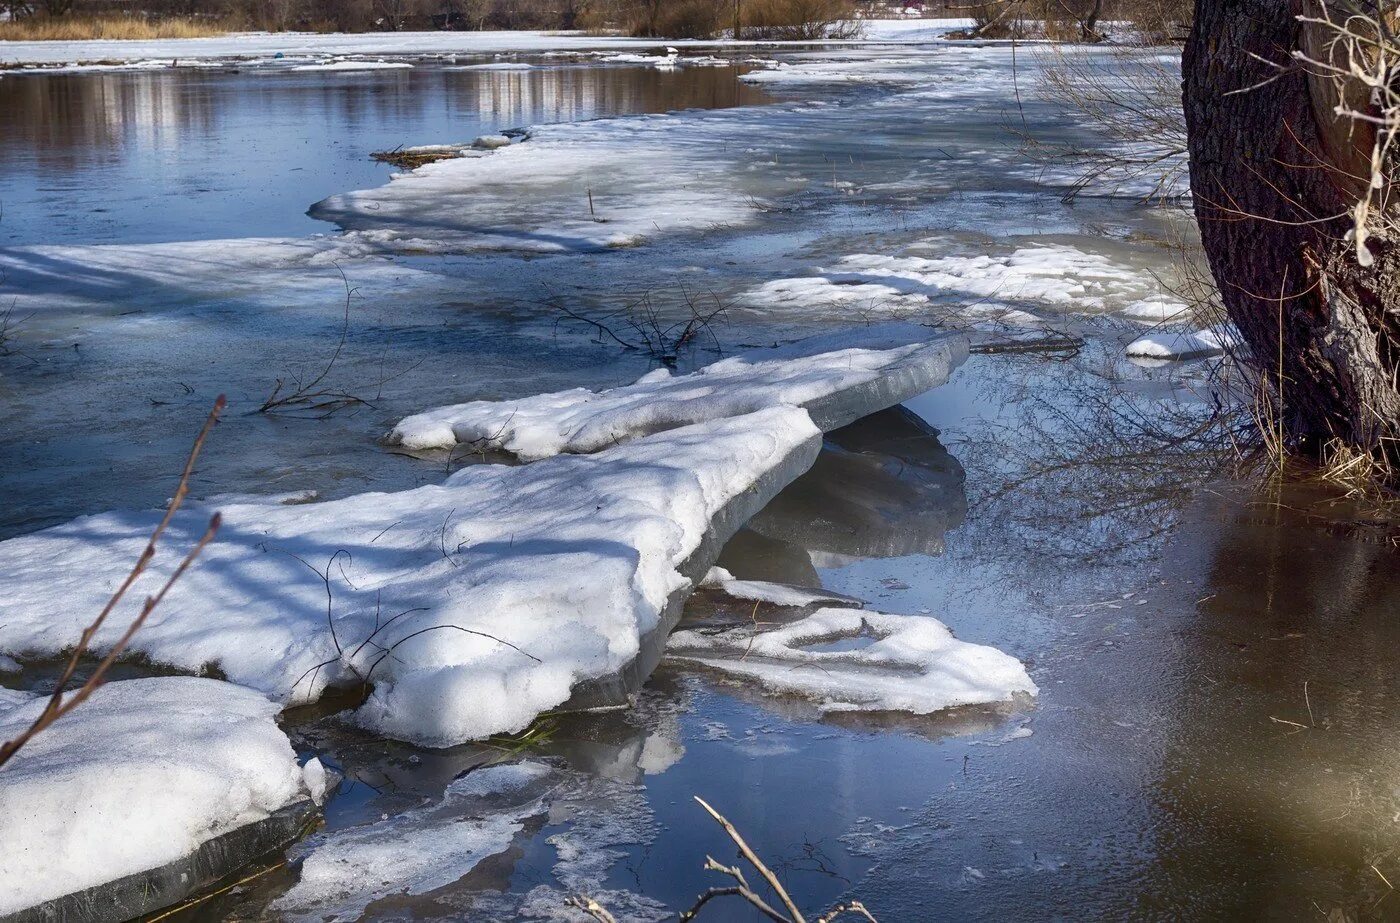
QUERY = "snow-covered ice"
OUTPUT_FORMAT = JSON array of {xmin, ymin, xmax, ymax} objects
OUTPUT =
[
  {"xmin": 309, "ymin": 112, "xmax": 778, "ymax": 253},
  {"xmin": 1126, "ymin": 323, "xmax": 1240, "ymax": 361},
  {"xmin": 388, "ymin": 324, "xmax": 967, "ymax": 457},
  {"xmin": 0, "ymin": 407, "xmax": 819, "ymax": 747},
  {"xmin": 700, "ymin": 566, "xmax": 863, "ymax": 609},
  {"xmin": 0, "ymin": 677, "xmax": 314, "ymax": 915},
  {"xmin": 668, "ymin": 607, "xmax": 1037, "ymax": 714}
]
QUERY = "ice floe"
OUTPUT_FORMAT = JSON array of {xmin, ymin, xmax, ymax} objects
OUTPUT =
[
  {"xmin": 388, "ymin": 324, "xmax": 968, "ymax": 457},
  {"xmin": 1126, "ymin": 323, "xmax": 1240, "ymax": 361},
  {"xmin": 288, "ymin": 58, "xmax": 413, "ymax": 71},
  {"xmin": 668, "ymin": 607, "xmax": 1037, "ymax": 714},
  {"xmin": 0, "ymin": 677, "xmax": 316, "ymax": 916},
  {"xmin": 700, "ymin": 566, "xmax": 864, "ymax": 609},
  {"xmin": 309, "ymin": 111, "xmax": 783, "ymax": 252},
  {"xmin": 0, "ymin": 407, "xmax": 819, "ymax": 747},
  {"xmin": 274, "ymin": 762, "xmax": 555, "ymax": 921}
]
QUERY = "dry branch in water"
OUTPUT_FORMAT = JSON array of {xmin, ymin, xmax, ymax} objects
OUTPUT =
[
  {"xmin": 0, "ymin": 397, "xmax": 226, "ymax": 770},
  {"xmin": 571, "ymin": 796, "xmax": 880, "ymax": 923}
]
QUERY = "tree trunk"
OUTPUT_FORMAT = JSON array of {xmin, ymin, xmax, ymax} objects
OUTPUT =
[{"xmin": 1183, "ymin": 0, "xmax": 1400, "ymax": 468}]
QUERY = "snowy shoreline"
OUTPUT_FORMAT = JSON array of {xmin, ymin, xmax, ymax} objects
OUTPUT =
[{"xmin": 0, "ymin": 20, "xmax": 973, "ymax": 69}]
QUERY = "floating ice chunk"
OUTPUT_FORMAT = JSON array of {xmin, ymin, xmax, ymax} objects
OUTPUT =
[
  {"xmin": 700, "ymin": 566, "xmax": 863, "ymax": 609},
  {"xmin": 1126, "ymin": 323, "xmax": 1240, "ymax": 361},
  {"xmin": 668, "ymin": 608, "xmax": 1037, "ymax": 714},
  {"xmin": 0, "ymin": 654, "xmax": 20, "ymax": 673},
  {"xmin": 0, "ymin": 677, "xmax": 311, "ymax": 916},
  {"xmin": 275, "ymin": 762, "xmax": 555, "ymax": 922},
  {"xmin": 388, "ymin": 324, "xmax": 968, "ymax": 458},
  {"xmin": 0, "ymin": 407, "xmax": 820, "ymax": 747},
  {"xmin": 288, "ymin": 58, "xmax": 414, "ymax": 71},
  {"xmin": 472, "ymin": 133, "xmax": 514, "ymax": 149}
]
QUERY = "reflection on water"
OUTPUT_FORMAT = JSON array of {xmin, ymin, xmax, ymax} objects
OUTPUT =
[
  {"xmin": 0, "ymin": 62, "xmax": 769, "ymax": 245},
  {"xmin": 722, "ymin": 405, "xmax": 968, "ymax": 583}
]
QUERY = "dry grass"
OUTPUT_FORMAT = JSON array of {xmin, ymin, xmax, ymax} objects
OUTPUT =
[{"xmin": 0, "ymin": 16, "xmax": 229, "ymax": 42}]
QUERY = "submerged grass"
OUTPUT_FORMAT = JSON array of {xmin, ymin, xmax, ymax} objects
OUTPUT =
[{"xmin": 0, "ymin": 16, "xmax": 228, "ymax": 41}]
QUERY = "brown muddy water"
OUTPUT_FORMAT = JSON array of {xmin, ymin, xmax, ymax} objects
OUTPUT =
[{"xmin": 1, "ymin": 46, "xmax": 1399, "ymax": 923}]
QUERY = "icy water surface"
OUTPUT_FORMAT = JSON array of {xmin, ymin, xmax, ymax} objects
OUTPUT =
[
  {"xmin": 0, "ymin": 58, "xmax": 769, "ymax": 245},
  {"xmin": 3, "ymin": 40, "xmax": 1400, "ymax": 922}
]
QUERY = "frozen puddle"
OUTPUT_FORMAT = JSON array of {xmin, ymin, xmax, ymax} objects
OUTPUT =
[
  {"xmin": 389, "ymin": 324, "xmax": 969, "ymax": 458},
  {"xmin": 668, "ymin": 608, "xmax": 1037, "ymax": 715},
  {"xmin": 0, "ymin": 407, "xmax": 818, "ymax": 747},
  {"xmin": 0, "ymin": 678, "xmax": 324, "ymax": 920}
]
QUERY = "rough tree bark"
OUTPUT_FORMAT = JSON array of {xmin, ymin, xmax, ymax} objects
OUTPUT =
[{"xmin": 1183, "ymin": 0, "xmax": 1400, "ymax": 468}]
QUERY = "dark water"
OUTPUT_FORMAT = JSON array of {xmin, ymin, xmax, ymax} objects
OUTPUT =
[{"xmin": 0, "ymin": 60, "xmax": 769, "ymax": 245}]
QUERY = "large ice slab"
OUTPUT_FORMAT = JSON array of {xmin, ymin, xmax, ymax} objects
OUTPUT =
[
  {"xmin": 668, "ymin": 608, "xmax": 1037, "ymax": 714},
  {"xmin": 0, "ymin": 677, "xmax": 319, "ymax": 920},
  {"xmin": 0, "ymin": 407, "xmax": 819, "ymax": 748},
  {"xmin": 388, "ymin": 324, "xmax": 969, "ymax": 459}
]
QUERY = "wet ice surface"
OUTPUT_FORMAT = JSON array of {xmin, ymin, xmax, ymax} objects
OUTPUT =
[{"xmin": 4, "ymin": 37, "xmax": 1400, "ymax": 923}]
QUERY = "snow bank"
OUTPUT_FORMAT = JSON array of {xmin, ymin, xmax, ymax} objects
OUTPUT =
[
  {"xmin": 388, "ymin": 324, "xmax": 968, "ymax": 457},
  {"xmin": 668, "ymin": 607, "xmax": 1036, "ymax": 714},
  {"xmin": 0, "ymin": 21, "xmax": 972, "ymax": 69},
  {"xmin": 0, "ymin": 407, "xmax": 819, "ymax": 747},
  {"xmin": 1126, "ymin": 323, "xmax": 1240, "ymax": 361},
  {"xmin": 275, "ymin": 762, "xmax": 555, "ymax": 921},
  {"xmin": 0, "ymin": 677, "xmax": 312, "ymax": 915}
]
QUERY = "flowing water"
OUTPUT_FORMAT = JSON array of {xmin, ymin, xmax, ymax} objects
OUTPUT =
[{"xmin": 2, "ymin": 41, "xmax": 1399, "ymax": 922}]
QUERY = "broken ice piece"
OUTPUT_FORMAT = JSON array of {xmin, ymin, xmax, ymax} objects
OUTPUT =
[{"xmin": 668, "ymin": 607, "xmax": 1037, "ymax": 714}]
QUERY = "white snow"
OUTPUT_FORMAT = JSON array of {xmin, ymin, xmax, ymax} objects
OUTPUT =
[
  {"xmin": 0, "ymin": 677, "xmax": 312, "ymax": 914},
  {"xmin": 668, "ymin": 607, "xmax": 1037, "ymax": 714},
  {"xmin": 1126, "ymin": 323, "xmax": 1240, "ymax": 361},
  {"xmin": 0, "ymin": 686, "xmax": 33, "ymax": 715},
  {"xmin": 310, "ymin": 112, "xmax": 774, "ymax": 253},
  {"xmin": 740, "ymin": 276, "xmax": 932, "ymax": 315},
  {"xmin": 822, "ymin": 244, "xmax": 1175, "ymax": 312},
  {"xmin": 388, "ymin": 324, "xmax": 963, "ymax": 457},
  {"xmin": 0, "ymin": 407, "xmax": 819, "ymax": 747},
  {"xmin": 275, "ymin": 762, "xmax": 553, "ymax": 921},
  {"xmin": 700, "ymin": 566, "xmax": 861, "ymax": 608}
]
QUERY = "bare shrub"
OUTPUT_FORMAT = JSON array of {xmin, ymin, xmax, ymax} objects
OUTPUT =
[
  {"xmin": 1026, "ymin": 43, "xmax": 1189, "ymax": 201},
  {"xmin": 741, "ymin": 0, "xmax": 862, "ymax": 40},
  {"xmin": 0, "ymin": 399, "xmax": 225, "ymax": 771}
]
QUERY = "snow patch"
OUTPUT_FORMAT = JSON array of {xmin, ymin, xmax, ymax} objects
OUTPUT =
[
  {"xmin": 0, "ymin": 677, "xmax": 309, "ymax": 915},
  {"xmin": 1126, "ymin": 323, "xmax": 1240, "ymax": 361}
]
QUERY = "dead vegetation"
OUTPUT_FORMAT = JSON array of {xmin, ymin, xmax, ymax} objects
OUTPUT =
[
  {"xmin": 613, "ymin": 0, "xmax": 860, "ymax": 39},
  {"xmin": 950, "ymin": 0, "xmax": 1191, "ymax": 43},
  {"xmin": 549, "ymin": 286, "xmax": 728, "ymax": 367},
  {"xmin": 370, "ymin": 146, "xmax": 463, "ymax": 170},
  {"xmin": 0, "ymin": 398, "xmax": 225, "ymax": 770},
  {"xmin": 0, "ymin": 15, "xmax": 227, "ymax": 40}
]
